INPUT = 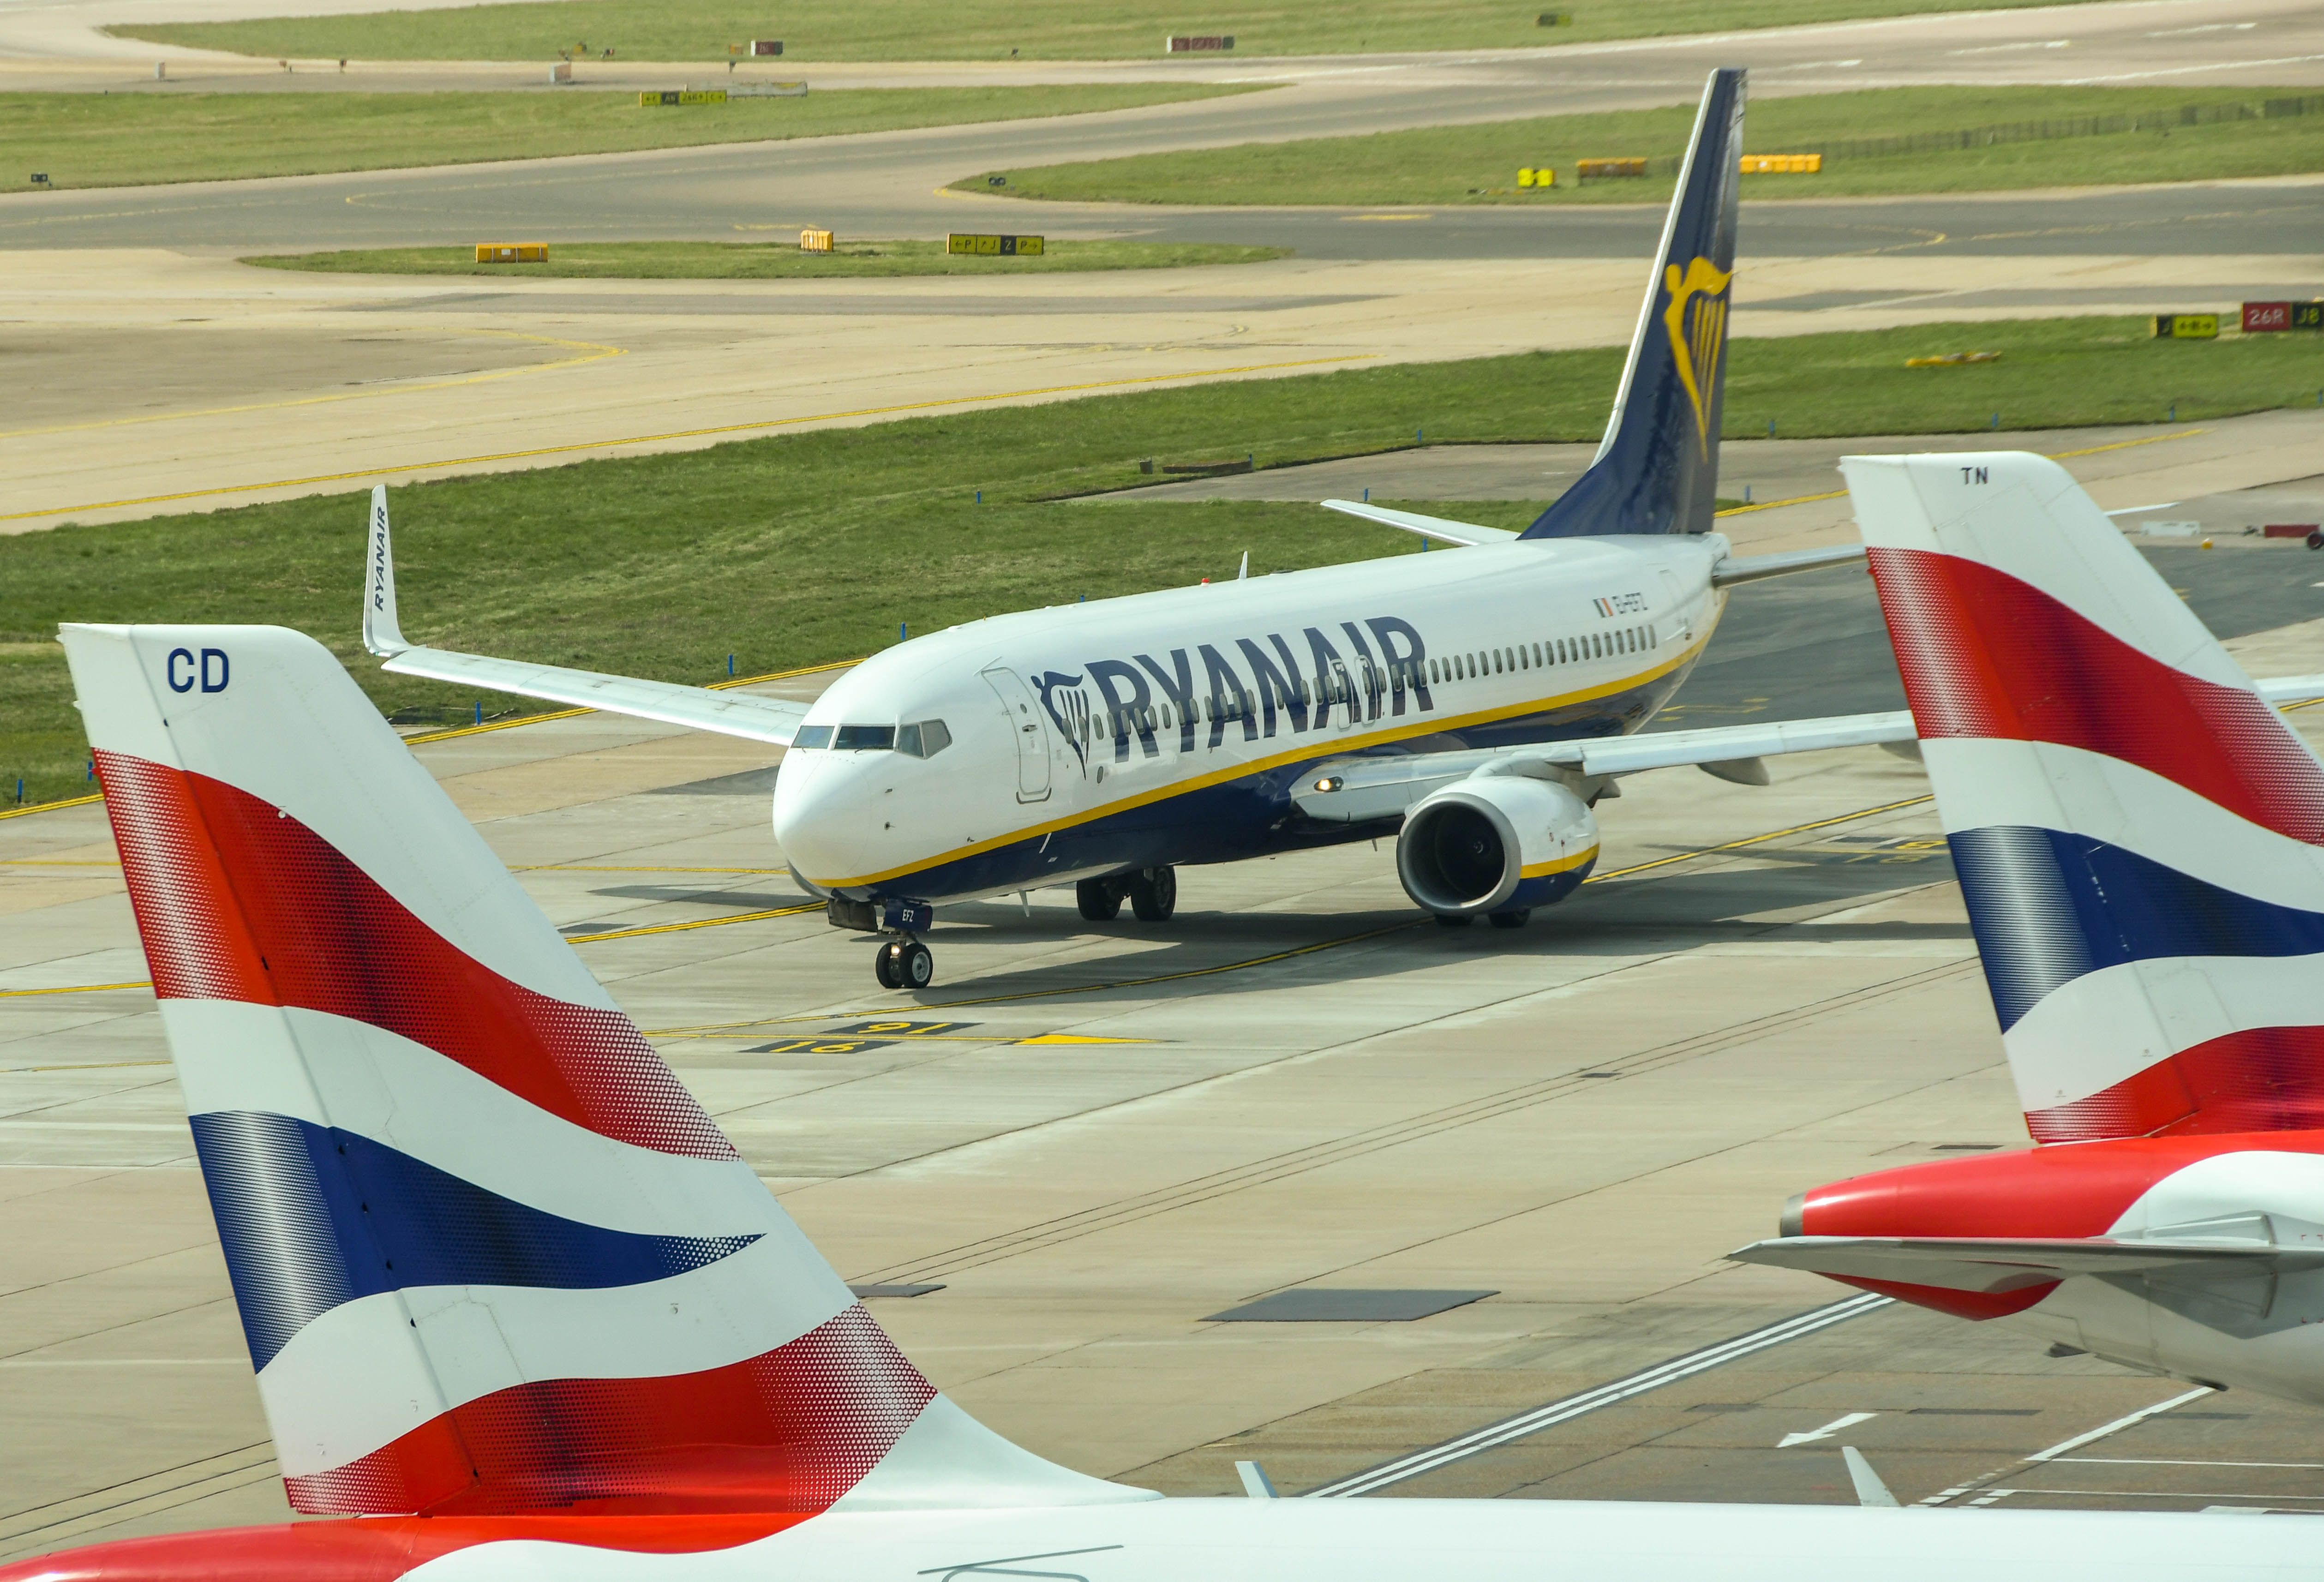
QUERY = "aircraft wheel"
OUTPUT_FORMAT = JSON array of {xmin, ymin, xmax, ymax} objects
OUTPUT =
[
  {"xmin": 1077, "ymin": 879, "xmax": 1123, "ymax": 922},
  {"xmin": 896, "ymin": 939, "xmax": 935, "ymax": 989},
  {"xmin": 1433, "ymin": 912, "xmax": 1473, "ymax": 929},
  {"xmin": 874, "ymin": 944, "xmax": 901, "ymax": 989},
  {"xmin": 1130, "ymin": 865, "xmax": 1177, "ymax": 923},
  {"xmin": 1488, "ymin": 909, "xmax": 1532, "ymax": 930}
]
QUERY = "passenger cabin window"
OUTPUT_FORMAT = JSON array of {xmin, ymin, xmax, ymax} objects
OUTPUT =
[
  {"xmin": 833, "ymin": 725, "xmax": 896, "ymax": 751},
  {"xmin": 896, "ymin": 720, "xmax": 952, "ymax": 758},
  {"xmin": 792, "ymin": 725, "xmax": 833, "ymax": 750}
]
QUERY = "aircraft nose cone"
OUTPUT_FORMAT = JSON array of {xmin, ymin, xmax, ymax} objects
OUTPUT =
[{"xmin": 772, "ymin": 750, "xmax": 886, "ymax": 890}]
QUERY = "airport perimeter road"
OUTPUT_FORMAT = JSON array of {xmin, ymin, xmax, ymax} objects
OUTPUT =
[
  {"xmin": 3, "ymin": 500, "xmax": 2322, "ymax": 1553},
  {"xmin": 4, "ymin": 0, "xmax": 2323, "ymax": 253}
]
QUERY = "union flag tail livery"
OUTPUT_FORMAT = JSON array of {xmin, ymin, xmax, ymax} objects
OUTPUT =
[
  {"xmin": 57, "ymin": 624, "xmax": 1127, "ymax": 1531},
  {"xmin": 1856, "ymin": 451, "xmax": 2324, "ymax": 1141},
  {"xmin": 11, "ymin": 621, "xmax": 2318, "ymax": 1581},
  {"xmin": 1734, "ymin": 455, "xmax": 2324, "ymax": 1408}
]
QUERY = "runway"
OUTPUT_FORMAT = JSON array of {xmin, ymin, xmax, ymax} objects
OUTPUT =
[{"xmin": 4, "ymin": 432, "xmax": 2324, "ymax": 1552}]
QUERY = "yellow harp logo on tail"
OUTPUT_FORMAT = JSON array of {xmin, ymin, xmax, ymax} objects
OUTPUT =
[{"xmin": 1661, "ymin": 256, "xmax": 1732, "ymax": 457}]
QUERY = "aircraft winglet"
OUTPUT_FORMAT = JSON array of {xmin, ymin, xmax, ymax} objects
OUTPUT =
[{"xmin": 361, "ymin": 485, "xmax": 408, "ymax": 658}]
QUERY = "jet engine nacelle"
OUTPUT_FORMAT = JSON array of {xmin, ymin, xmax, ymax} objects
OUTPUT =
[{"xmin": 1396, "ymin": 771, "xmax": 1599, "ymax": 918}]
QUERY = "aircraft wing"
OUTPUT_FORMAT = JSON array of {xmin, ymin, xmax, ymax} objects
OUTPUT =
[
  {"xmin": 1294, "ymin": 709, "xmax": 1916, "ymax": 823},
  {"xmin": 359, "ymin": 488, "xmax": 808, "ymax": 747},
  {"xmin": 1730, "ymin": 1234, "xmax": 2324, "ymax": 1294},
  {"xmin": 1298, "ymin": 662, "xmax": 2324, "ymax": 825}
]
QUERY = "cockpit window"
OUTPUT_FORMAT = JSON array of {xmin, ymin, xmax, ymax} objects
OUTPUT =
[
  {"xmin": 832, "ymin": 725, "xmax": 896, "ymax": 751},
  {"xmin": 896, "ymin": 720, "xmax": 952, "ymax": 758},
  {"xmin": 791, "ymin": 725, "xmax": 833, "ymax": 750}
]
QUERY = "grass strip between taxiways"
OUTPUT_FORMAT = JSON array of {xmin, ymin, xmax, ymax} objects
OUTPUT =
[
  {"xmin": 971, "ymin": 84, "xmax": 2324, "ymax": 207},
  {"xmin": 2, "ymin": 315, "xmax": 2319, "ymax": 803}
]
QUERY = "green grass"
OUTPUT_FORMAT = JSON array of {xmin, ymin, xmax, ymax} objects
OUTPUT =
[
  {"xmin": 0, "ymin": 82, "xmax": 1253, "ymax": 193},
  {"xmin": 243, "ymin": 238, "xmax": 1290, "ymax": 279},
  {"xmin": 113, "ymin": 0, "xmax": 2110, "ymax": 62},
  {"xmin": 971, "ymin": 84, "xmax": 2324, "ymax": 206},
  {"xmin": 5, "ymin": 313, "xmax": 2319, "ymax": 806}
]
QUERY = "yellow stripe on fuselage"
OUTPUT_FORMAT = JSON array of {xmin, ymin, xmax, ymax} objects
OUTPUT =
[
  {"xmin": 1519, "ymin": 843, "xmax": 1600, "ymax": 880},
  {"xmin": 808, "ymin": 625, "xmax": 1714, "ymax": 891}
]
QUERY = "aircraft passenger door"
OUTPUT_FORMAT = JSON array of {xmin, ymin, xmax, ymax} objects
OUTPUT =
[
  {"xmin": 1658, "ymin": 569, "xmax": 1693, "ymax": 643},
  {"xmin": 981, "ymin": 665, "xmax": 1052, "ymax": 803}
]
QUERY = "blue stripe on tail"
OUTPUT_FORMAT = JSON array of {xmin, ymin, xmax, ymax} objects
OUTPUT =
[
  {"xmin": 1949, "ymin": 826, "xmax": 2324, "ymax": 1031},
  {"xmin": 1522, "ymin": 67, "xmax": 1746, "ymax": 540},
  {"xmin": 191, "ymin": 1111, "xmax": 760, "ymax": 1370}
]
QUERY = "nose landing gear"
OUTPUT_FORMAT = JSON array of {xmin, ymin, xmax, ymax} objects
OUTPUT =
[{"xmin": 875, "ymin": 937, "xmax": 934, "ymax": 991}]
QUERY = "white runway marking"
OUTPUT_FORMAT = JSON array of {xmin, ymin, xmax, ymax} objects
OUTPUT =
[{"xmin": 1779, "ymin": 1411, "xmax": 1878, "ymax": 1448}]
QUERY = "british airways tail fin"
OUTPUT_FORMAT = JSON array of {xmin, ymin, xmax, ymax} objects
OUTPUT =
[
  {"xmin": 1845, "ymin": 454, "xmax": 2324, "ymax": 1144},
  {"xmin": 1521, "ymin": 66, "xmax": 1745, "ymax": 540},
  {"xmin": 61, "ymin": 623, "xmax": 1139, "ymax": 1519}
]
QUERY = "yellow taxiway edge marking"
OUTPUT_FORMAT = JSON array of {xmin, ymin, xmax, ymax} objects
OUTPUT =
[
  {"xmin": 1713, "ymin": 488, "xmax": 1846, "ymax": 518},
  {"xmin": 0, "ymin": 859, "xmax": 117, "ymax": 866},
  {"xmin": 0, "ymin": 981, "xmax": 151, "ymax": 999},
  {"xmin": 0, "ymin": 793, "xmax": 103, "ymax": 821},
  {"xmin": 1586, "ymin": 793, "xmax": 1935, "ymax": 883},
  {"xmin": 0, "ymin": 356, "xmax": 1372, "ymax": 524},
  {"xmin": 1011, "ymin": 1033, "xmax": 1154, "ymax": 1045},
  {"xmin": 563, "ymin": 903, "xmax": 823, "ymax": 943},
  {"xmin": 0, "ymin": 328, "xmax": 627, "ymax": 443},
  {"xmin": 2048, "ymin": 428, "xmax": 2205, "ymax": 461},
  {"xmin": 514, "ymin": 864, "xmax": 791, "ymax": 875}
]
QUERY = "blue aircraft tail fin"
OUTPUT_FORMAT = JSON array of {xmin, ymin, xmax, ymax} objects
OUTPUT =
[{"xmin": 1521, "ymin": 67, "xmax": 1745, "ymax": 540}]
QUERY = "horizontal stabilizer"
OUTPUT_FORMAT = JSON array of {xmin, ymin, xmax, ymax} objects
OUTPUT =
[
  {"xmin": 1712, "ymin": 545, "xmax": 1866, "ymax": 587},
  {"xmin": 2260, "ymin": 672, "xmax": 2324, "ymax": 704},
  {"xmin": 1731, "ymin": 1233, "xmax": 2324, "ymax": 1295},
  {"xmin": 1321, "ymin": 499, "xmax": 1519, "ymax": 547}
]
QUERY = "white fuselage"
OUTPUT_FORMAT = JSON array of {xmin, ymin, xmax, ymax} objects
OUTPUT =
[
  {"xmin": 773, "ymin": 534, "xmax": 1730, "ymax": 902},
  {"xmin": 2008, "ymin": 1149, "xmax": 2324, "ymax": 1405},
  {"xmin": 410, "ymin": 1490, "xmax": 2311, "ymax": 1582}
]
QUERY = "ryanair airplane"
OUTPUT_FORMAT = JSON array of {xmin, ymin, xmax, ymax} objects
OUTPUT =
[{"xmin": 359, "ymin": 69, "xmax": 1903, "ymax": 989}]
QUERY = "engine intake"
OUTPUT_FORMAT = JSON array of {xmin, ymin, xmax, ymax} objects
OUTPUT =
[{"xmin": 1396, "ymin": 772, "xmax": 1598, "ymax": 917}]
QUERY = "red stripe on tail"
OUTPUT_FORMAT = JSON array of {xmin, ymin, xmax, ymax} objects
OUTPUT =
[
  {"xmin": 1868, "ymin": 546, "xmax": 2324, "ymax": 845},
  {"xmin": 2025, "ymin": 1025, "xmax": 2324, "ymax": 1142},
  {"xmin": 96, "ymin": 751, "xmax": 735, "ymax": 1161},
  {"xmin": 284, "ymin": 1306, "xmax": 932, "ymax": 1516}
]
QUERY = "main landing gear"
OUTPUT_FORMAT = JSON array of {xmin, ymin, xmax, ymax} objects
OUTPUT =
[
  {"xmin": 874, "ymin": 936, "xmax": 934, "ymax": 991},
  {"xmin": 1434, "ymin": 907, "xmax": 1532, "ymax": 929},
  {"xmin": 1076, "ymin": 866, "xmax": 1177, "ymax": 924}
]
